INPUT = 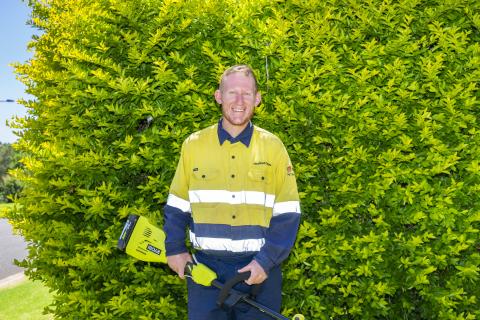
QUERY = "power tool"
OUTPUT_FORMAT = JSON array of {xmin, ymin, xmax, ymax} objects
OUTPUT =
[{"xmin": 117, "ymin": 214, "xmax": 305, "ymax": 320}]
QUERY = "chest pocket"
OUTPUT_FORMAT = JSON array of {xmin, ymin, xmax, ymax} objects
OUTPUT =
[
  {"xmin": 248, "ymin": 169, "xmax": 270, "ymax": 182},
  {"xmin": 247, "ymin": 168, "xmax": 272, "ymax": 192},
  {"xmin": 191, "ymin": 167, "xmax": 221, "ymax": 189}
]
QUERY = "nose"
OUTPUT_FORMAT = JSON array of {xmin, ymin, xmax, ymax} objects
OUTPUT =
[{"xmin": 235, "ymin": 93, "xmax": 245, "ymax": 104}]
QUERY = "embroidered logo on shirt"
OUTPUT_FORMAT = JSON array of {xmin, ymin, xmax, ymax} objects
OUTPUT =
[{"xmin": 253, "ymin": 161, "xmax": 272, "ymax": 166}]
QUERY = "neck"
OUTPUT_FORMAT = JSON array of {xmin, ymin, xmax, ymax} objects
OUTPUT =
[{"xmin": 221, "ymin": 119, "xmax": 248, "ymax": 138}]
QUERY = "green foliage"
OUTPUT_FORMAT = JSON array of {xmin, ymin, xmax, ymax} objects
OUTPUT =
[
  {"xmin": 0, "ymin": 143, "xmax": 22, "ymax": 202},
  {"xmin": 7, "ymin": 0, "xmax": 480, "ymax": 319},
  {"xmin": 0, "ymin": 202, "xmax": 14, "ymax": 217}
]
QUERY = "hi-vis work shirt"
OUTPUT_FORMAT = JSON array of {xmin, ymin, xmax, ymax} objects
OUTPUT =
[{"xmin": 163, "ymin": 121, "xmax": 301, "ymax": 273}]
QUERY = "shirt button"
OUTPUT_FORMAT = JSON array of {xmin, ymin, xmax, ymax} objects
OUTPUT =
[
  {"xmin": 202, "ymin": 174, "xmax": 206, "ymax": 178},
  {"xmin": 232, "ymin": 194, "xmax": 235, "ymax": 198},
  {"xmin": 231, "ymin": 155, "xmax": 235, "ymax": 159},
  {"xmin": 232, "ymin": 215, "xmax": 236, "ymax": 219},
  {"xmin": 231, "ymin": 174, "xmax": 235, "ymax": 178}
]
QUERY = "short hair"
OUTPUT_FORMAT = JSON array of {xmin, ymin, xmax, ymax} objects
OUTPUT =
[{"xmin": 219, "ymin": 65, "xmax": 258, "ymax": 92}]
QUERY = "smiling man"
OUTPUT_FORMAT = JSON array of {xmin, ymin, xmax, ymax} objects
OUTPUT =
[{"xmin": 163, "ymin": 65, "xmax": 301, "ymax": 320}]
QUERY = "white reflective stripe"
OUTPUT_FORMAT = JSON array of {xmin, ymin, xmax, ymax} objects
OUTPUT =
[
  {"xmin": 188, "ymin": 190, "xmax": 275, "ymax": 207},
  {"xmin": 273, "ymin": 201, "xmax": 301, "ymax": 216},
  {"xmin": 166, "ymin": 194, "xmax": 191, "ymax": 213},
  {"xmin": 189, "ymin": 231, "xmax": 265, "ymax": 252}
]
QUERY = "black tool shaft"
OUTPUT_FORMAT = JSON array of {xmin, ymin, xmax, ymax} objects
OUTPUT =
[{"xmin": 210, "ymin": 280, "xmax": 290, "ymax": 320}]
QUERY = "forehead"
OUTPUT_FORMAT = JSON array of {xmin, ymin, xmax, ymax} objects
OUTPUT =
[{"xmin": 221, "ymin": 72, "xmax": 256, "ymax": 90}]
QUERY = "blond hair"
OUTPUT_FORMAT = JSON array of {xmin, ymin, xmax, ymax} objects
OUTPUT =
[{"xmin": 219, "ymin": 65, "xmax": 258, "ymax": 92}]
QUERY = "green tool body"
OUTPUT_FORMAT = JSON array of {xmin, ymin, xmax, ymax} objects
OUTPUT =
[{"xmin": 117, "ymin": 214, "xmax": 167, "ymax": 263}]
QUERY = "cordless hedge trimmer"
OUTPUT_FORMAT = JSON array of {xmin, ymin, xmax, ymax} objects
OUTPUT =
[{"xmin": 117, "ymin": 214, "xmax": 305, "ymax": 320}]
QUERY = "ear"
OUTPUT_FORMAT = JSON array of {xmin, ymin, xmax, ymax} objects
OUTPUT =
[
  {"xmin": 214, "ymin": 89, "xmax": 222, "ymax": 104},
  {"xmin": 255, "ymin": 92, "xmax": 262, "ymax": 107}
]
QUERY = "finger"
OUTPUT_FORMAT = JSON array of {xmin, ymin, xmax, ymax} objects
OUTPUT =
[
  {"xmin": 249, "ymin": 274, "xmax": 267, "ymax": 285},
  {"xmin": 245, "ymin": 272, "xmax": 258, "ymax": 285},
  {"xmin": 178, "ymin": 269, "xmax": 184, "ymax": 279},
  {"xmin": 237, "ymin": 266, "xmax": 249, "ymax": 273}
]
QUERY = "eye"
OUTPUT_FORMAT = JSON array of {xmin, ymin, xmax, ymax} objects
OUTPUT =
[{"xmin": 242, "ymin": 92, "xmax": 252, "ymax": 96}]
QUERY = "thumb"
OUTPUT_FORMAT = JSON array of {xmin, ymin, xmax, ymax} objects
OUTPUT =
[
  {"xmin": 179, "ymin": 258, "xmax": 193, "ymax": 279},
  {"xmin": 178, "ymin": 266, "xmax": 185, "ymax": 279}
]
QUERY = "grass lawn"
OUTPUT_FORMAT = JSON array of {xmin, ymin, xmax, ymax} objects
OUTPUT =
[
  {"xmin": 0, "ymin": 279, "xmax": 53, "ymax": 320},
  {"xmin": 0, "ymin": 202, "xmax": 53, "ymax": 319}
]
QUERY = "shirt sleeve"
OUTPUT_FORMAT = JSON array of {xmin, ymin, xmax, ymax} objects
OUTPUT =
[
  {"xmin": 254, "ymin": 143, "xmax": 301, "ymax": 273},
  {"xmin": 163, "ymin": 141, "xmax": 192, "ymax": 256}
]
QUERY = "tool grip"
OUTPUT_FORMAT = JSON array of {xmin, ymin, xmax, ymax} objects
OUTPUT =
[
  {"xmin": 216, "ymin": 271, "xmax": 262, "ymax": 307},
  {"xmin": 184, "ymin": 261, "xmax": 195, "ymax": 277},
  {"xmin": 184, "ymin": 261, "xmax": 218, "ymax": 286}
]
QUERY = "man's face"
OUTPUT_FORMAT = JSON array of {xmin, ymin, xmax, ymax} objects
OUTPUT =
[{"xmin": 215, "ymin": 72, "xmax": 261, "ymax": 134}]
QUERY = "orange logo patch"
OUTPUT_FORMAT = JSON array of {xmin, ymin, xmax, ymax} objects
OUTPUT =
[{"xmin": 287, "ymin": 165, "xmax": 294, "ymax": 176}]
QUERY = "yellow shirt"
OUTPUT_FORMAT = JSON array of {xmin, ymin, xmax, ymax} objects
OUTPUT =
[{"xmin": 164, "ymin": 123, "xmax": 301, "ymax": 271}]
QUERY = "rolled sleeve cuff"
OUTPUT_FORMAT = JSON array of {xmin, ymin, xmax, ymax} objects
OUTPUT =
[
  {"xmin": 164, "ymin": 201, "xmax": 191, "ymax": 257},
  {"xmin": 165, "ymin": 242, "xmax": 189, "ymax": 256},
  {"xmin": 254, "ymin": 253, "xmax": 276, "ymax": 275}
]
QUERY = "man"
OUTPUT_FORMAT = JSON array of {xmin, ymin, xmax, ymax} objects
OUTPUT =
[{"xmin": 163, "ymin": 65, "xmax": 301, "ymax": 320}]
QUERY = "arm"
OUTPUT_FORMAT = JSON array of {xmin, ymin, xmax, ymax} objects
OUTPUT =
[
  {"xmin": 163, "ymin": 141, "xmax": 192, "ymax": 277},
  {"xmin": 253, "ymin": 145, "xmax": 301, "ymax": 275}
]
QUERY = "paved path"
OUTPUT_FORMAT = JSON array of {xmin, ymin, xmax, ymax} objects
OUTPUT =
[
  {"xmin": 0, "ymin": 272, "xmax": 25, "ymax": 289},
  {"xmin": 0, "ymin": 218, "xmax": 27, "ymax": 282}
]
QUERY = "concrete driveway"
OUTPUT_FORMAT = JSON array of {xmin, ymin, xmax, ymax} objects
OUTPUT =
[{"xmin": 0, "ymin": 218, "xmax": 27, "ymax": 281}]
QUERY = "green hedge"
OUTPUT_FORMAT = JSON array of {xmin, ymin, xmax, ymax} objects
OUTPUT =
[{"xmin": 8, "ymin": 0, "xmax": 480, "ymax": 319}]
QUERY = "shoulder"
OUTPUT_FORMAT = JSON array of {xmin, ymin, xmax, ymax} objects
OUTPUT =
[
  {"xmin": 253, "ymin": 125, "xmax": 285, "ymax": 149},
  {"xmin": 184, "ymin": 124, "xmax": 217, "ymax": 146}
]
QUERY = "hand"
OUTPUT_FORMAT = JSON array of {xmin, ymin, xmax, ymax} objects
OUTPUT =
[
  {"xmin": 167, "ymin": 252, "xmax": 192, "ymax": 279},
  {"xmin": 238, "ymin": 260, "xmax": 267, "ymax": 285}
]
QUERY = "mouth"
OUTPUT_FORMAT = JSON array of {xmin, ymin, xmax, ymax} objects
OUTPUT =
[{"xmin": 232, "ymin": 108, "xmax": 245, "ymax": 112}]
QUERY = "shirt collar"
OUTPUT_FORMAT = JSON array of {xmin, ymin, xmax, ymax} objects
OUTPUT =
[{"xmin": 217, "ymin": 118, "xmax": 253, "ymax": 147}]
